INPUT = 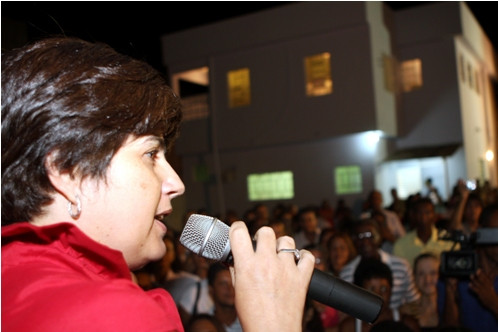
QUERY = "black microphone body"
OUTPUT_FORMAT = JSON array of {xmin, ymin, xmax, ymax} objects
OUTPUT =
[{"xmin": 179, "ymin": 214, "xmax": 383, "ymax": 323}]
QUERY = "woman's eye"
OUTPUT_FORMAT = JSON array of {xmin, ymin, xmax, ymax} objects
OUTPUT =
[{"xmin": 146, "ymin": 149, "xmax": 159, "ymax": 159}]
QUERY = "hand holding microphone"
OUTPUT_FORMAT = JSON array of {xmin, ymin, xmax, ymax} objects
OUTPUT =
[
  {"xmin": 180, "ymin": 214, "xmax": 383, "ymax": 326},
  {"xmin": 230, "ymin": 221, "xmax": 315, "ymax": 332}
]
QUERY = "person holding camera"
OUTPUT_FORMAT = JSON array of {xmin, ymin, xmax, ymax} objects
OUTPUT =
[{"xmin": 441, "ymin": 203, "xmax": 498, "ymax": 331}]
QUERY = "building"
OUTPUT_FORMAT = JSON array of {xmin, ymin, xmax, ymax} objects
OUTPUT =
[{"xmin": 160, "ymin": 1, "xmax": 497, "ymax": 228}]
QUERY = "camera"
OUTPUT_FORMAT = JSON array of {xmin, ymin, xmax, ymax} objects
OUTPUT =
[
  {"xmin": 466, "ymin": 179, "xmax": 477, "ymax": 191},
  {"xmin": 439, "ymin": 228, "xmax": 498, "ymax": 278}
]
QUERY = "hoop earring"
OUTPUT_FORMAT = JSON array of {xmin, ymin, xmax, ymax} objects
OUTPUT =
[{"xmin": 67, "ymin": 195, "xmax": 82, "ymax": 219}]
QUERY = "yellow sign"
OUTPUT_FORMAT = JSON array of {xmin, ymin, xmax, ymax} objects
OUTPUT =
[
  {"xmin": 228, "ymin": 68, "xmax": 251, "ymax": 108},
  {"xmin": 304, "ymin": 52, "xmax": 332, "ymax": 96}
]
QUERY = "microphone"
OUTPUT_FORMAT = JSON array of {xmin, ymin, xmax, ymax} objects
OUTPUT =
[{"xmin": 179, "ymin": 214, "xmax": 383, "ymax": 323}]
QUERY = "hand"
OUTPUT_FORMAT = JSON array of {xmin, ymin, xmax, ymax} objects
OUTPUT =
[
  {"xmin": 444, "ymin": 277, "xmax": 458, "ymax": 298},
  {"xmin": 457, "ymin": 179, "xmax": 470, "ymax": 198},
  {"xmin": 469, "ymin": 269, "xmax": 498, "ymax": 314},
  {"xmin": 399, "ymin": 301, "xmax": 421, "ymax": 316},
  {"xmin": 229, "ymin": 221, "xmax": 315, "ymax": 332}
]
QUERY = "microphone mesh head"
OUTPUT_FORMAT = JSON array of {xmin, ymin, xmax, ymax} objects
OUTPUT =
[{"xmin": 179, "ymin": 214, "xmax": 230, "ymax": 261}]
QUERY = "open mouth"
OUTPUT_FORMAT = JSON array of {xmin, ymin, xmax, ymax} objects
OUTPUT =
[{"xmin": 155, "ymin": 214, "xmax": 166, "ymax": 223}]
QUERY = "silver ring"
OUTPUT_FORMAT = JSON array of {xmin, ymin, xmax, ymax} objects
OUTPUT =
[{"xmin": 277, "ymin": 248, "xmax": 301, "ymax": 261}]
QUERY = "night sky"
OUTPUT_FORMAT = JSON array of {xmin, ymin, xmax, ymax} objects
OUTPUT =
[{"xmin": 2, "ymin": 1, "xmax": 497, "ymax": 74}]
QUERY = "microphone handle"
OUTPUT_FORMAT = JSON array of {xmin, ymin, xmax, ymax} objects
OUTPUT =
[
  {"xmin": 309, "ymin": 268, "xmax": 383, "ymax": 323},
  {"xmin": 224, "ymin": 250, "xmax": 383, "ymax": 323}
]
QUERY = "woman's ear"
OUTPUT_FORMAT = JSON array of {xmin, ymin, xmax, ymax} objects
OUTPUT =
[{"xmin": 45, "ymin": 150, "xmax": 80, "ymax": 204}]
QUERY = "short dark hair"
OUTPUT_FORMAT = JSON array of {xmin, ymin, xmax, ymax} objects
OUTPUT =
[
  {"xmin": 413, "ymin": 197, "xmax": 434, "ymax": 210},
  {"xmin": 413, "ymin": 252, "xmax": 439, "ymax": 275},
  {"xmin": 207, "ymin": 262, "xmax": 229, "ymax": 286},
  {"xmin": 353, "ymin": 257, "xmax": 393, "ymax": 288},
  {"xmin": 1, "ymin": 37, "xmax": 182, "ymax": 225},
  {"xmin": 297, "ymin": 205, "xmax": 318, "ymax": 220}
]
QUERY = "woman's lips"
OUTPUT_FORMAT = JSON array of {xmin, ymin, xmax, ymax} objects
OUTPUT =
[{"xmin": 155, "ymin": 218, "xmax": 167, "ymax": 234}]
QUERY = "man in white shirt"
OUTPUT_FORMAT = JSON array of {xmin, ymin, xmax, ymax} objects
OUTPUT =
[
  {"xmin": 293, "ymin": 206, "xmax": 322, "ymax": 250},
  {"xmin": 340, "ymin": 218, "xmax": 420, "ymax": 309}
]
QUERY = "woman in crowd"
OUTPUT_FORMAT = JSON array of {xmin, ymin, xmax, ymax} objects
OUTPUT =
[
  {"xmin": 1, "ymin": 37, "xmax": 314, "ymax": 331},
  {"xmin": 326, "ymin": 232, "xmax": 357, "ymax": 276},
  {"xmin": 412, "ymin": 253, "xmax": 441, "ymax": 331}
]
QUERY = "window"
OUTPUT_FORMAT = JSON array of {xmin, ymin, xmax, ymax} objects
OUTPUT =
[
  {"xmin": 228, "ymin": 68, "xmax": 251, "ymax": 108},
  {"xmin": 467, "ymin": 63, "xmax": 473, "ymax": 89},
  {"xmin": 335, "ymin": 166, "xmax": 362, "ymax": 194},
  {"xmin": 304, "ymin": 52, "xmax": 333, "ymax": 96},
  {"xmin": 459, "ymin": 54, "xmax": 466, "ymax": 83},
  {"xmin": 474, "ymin": 69, "xmax": 480, "ymax": 94},
  {"xmin": 247, "ymin": 171, "xmax": 294, "ymax": 201},
  {"xmin": 401, "ymin": 59, "xmax": 423, "ymax": 92}
]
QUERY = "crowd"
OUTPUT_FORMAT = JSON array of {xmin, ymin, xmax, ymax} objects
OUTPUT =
[
  {"xmin": 3, "ymin": 36, "xmax": 496, "ymax": 332},
  {"xmin": 136, "ymin": 178, "xmax": 498, "ymax": 332}
]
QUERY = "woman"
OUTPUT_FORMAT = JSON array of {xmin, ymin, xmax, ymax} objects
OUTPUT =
[
  {"xmin": 449, "ymin": 180, "xmax": 483, "ymax": 235},
  {"xmin": 326, "ymin": 232, "xmax": 357, "ymax": 276},
  {"xmin": 413, "ymin": 253, "xmax": 440, "ymax": 331},
  {"xmin": 1, "ymin": 37, "xmax": 314, "ymax": 331},
  {"xmin": 303, "ymin": 244, "xmax": 340, "ymax": 332}
]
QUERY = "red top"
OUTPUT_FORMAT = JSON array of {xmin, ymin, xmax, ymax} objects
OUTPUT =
[{"xmin": 2, "ymin": 222, "xmax": 184, "ymax": 332}]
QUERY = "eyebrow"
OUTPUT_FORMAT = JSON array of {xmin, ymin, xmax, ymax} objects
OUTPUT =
[{"xmin": 144, "ymin": 136, "xmax": 166, "ymax": 149}]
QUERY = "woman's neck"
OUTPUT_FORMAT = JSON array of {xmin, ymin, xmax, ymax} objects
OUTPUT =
[
  {"xmin": 417, "ymin": 293, "xmax": 438, "ymax": 327},
  {"xmin": 419, "ymin": 292, "xmax": 437, "ymax": 307}
]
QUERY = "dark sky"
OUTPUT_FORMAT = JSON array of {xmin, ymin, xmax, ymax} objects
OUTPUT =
[{"xmin": 2, "ymin": 1, "xmax": 497, "ymax": 74}]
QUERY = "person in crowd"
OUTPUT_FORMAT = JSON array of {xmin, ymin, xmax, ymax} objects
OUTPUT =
[
  {"xmin": 134, "ymin": 232, "xmax": 184, "ymax": 291},
  {"xmin": 370, "ymin": 209, "xmax": 398, "ymax": 253},
  {"xmin": 334, "ymin": 199, "xmax": 355, "ymax": 234},
  {"xmin": 163, "ymin": 245, "xmax": 215, "ymax": 326},
  {"xmin": 412, "ymin": 253, "xmax": 441, "ymax": 332},
  {"xmin": 271, "ymin": 203, "xmax": 296, "ymax": 236},
  {"xmin": 441, "ymin": 203, "xmax": 498, "ymax": 331},
  {"xmin": 318, "ymin": 199, "xmax": 335, "ymax": 229},
  {"xmin": 369, "ymin": 320, "xmax": 416, "ymax": 332},
  {"xmin": 247, "ymin": 203, "xmax": 271, "ymax": 235},
  {"xmin": 294, "ymin": 205, "xmax": 322, "ymax": 249},
  {"xmin": 302, "ymin": 244, "xmax": 341, "ymax": 332},
  {"xmin": 403, "ymin": 193, "xmax": 423, "ymax": 231},
  {"xmin": 319, "ymin": 227, "xmax": 336, "ymax": 252},
  {"xmin": 338, "ymin": 258, "xmax": 420, "ymax": 332},
  {"xmin": 424, "ymin": 178, "xmax": 444, "ymax": 210},
  {"xmin": 186, "ymin": 313, "xmax": 227, "ymax": 332},
  {"xmin": 326, "ymin": 232, "xmax": 357, "ymax": 277},
  {"xmin": 360, "ymin": 190, "xmax": 406, "ymax": 252},
  {"xmin": 448, "ymin": 179, "xmax": 484, "ymax": 236},
  {"xmin": 387, "ymin": 188, "xmax": 406, "ymax": 221},
  {"xmin": 340, "ymin": 219, "xmax": 420, "ymax": 310},
  {"xmin": 207, "ymin": 263, "xmax": 242, "ymax": 332},
  {"xmin": 269, "ymin": 218, "xmax": 289, "ymax": 238},
  {"xmin": 224, "ymin": 209, "xmax": 239, "ymax": 226},
  {"xmin": 1, "ymin": 37, "xmax": 315, "ymax": 331},
  {"xmin": 393, "ymin": 198, "xmax": 455, "ymax": 268}
]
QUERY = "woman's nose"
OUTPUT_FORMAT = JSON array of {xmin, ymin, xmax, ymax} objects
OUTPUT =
[{"xmin": 161, "ymin": 163, "xmax": 185, "ymax": 198}]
